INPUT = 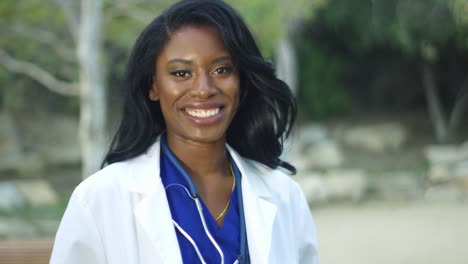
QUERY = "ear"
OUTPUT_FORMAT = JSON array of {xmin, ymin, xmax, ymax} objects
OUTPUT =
[{"xmin": 149, "ymin": 78, "xmax": 159, "ymax": 101}]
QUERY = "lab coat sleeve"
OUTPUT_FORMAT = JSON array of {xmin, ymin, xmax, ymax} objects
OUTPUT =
[
  {"xmin": 296, "ymin": 186, "xmax": 320, "ymax": 264},
  {"xmin": 50, "ymin": 189, "xmax": 107, "ymax": 264}
]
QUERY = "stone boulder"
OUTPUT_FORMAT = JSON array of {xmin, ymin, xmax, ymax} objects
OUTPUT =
[
  {"xmin": 296, "ymin": 123, "xmax": 328, "ymax": 147},
  {"xmin": 303, "ymin": 140, "xmax": 344, "ymax": 169},
  {"xmin": 294, "ymin": 171, "xmax": 327, "ymax": 204},
  {"xmin": 424, "ymin": 143, "xmax": 468, "ymax": 188},
  {"xmin": 14, "ymin": 180, "xmax": 59, "ymax": 206},
  {"xmin": 371, "ymin": 171, "xmax": 424, "ymax": 200},
  {"xmin": 0, "ymin": 181, "xmax": 26, "ymax": 210},
  {"xmin": 424, "ymin": 145, "xmax": 465, "ymax": 165},
  {"xmin": 341, "ymin": 122, "xmax": 408, "ymax": 153},
  {"xmin": 424, "ymin": 186, "xmax": 465, "ymax": 202},
  {"xmin": 323, "ymin": 169, "xmax": 367, "ymax": 202},
  {"xmin": 296, "ymin": 168, "xmax": 367, "ymax": 204}
]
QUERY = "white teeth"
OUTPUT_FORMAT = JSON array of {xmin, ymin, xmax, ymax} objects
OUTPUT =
[{"xmin": 185, "ymin": 108, "xmax": 220, "ymax": 118}]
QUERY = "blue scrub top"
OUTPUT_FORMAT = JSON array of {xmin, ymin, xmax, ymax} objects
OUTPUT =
[{"xmin": 160, "ymin": 149, "xmax": 241, "ymax": 263}]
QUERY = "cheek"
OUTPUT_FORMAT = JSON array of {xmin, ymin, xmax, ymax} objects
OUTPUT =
[
  {"xmin": 157, "ymin": 81, "xmax": 186, "ymax": 106},
  {"xmin": 220, "ymin": 77, "xmax": 240, "ymax": 99}
]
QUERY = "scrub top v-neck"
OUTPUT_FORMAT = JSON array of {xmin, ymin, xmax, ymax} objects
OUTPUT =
[{"xmin": 160, "ymin": 147, "xmax": 241, "ymax": 263}]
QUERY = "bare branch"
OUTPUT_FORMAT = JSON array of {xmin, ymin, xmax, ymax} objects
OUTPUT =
[
  {"xmin": 55, "ymin": 0, "xmax": 80, "ymax": 43},
  {"xmin": 3, "ymin": 22, "xmax": 76, "ymax": 62},
  {"xmin": 0, "ymin": 49, "xmax": 79, "ymax": 96},
  {"xmin": 448, "ymin": 77, "xmax": 468, "ymax": 136},
  {"xmin": 422, "ymin": 61, "xmax": 449, "ymax": 142}
]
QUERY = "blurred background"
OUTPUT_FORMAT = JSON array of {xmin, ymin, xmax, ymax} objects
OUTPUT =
[{"xmin": 0, "ymin": 0, "xmax": 467, "ymax": 263}]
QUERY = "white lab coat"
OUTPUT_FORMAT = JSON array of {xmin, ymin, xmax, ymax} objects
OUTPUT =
[{"xmin": 50, "ymin": 140, "xmax": 319, "ymax": 264}]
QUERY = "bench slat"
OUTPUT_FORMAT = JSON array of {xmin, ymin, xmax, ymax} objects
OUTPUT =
[{"xmin": 0, "ymin": 240, "xmax": 53, "ymax": 264}]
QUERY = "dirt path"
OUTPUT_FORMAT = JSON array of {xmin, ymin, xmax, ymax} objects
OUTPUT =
[{"xmin": 313, "ymin": 201, "xmax": 468, "ymax": 264}]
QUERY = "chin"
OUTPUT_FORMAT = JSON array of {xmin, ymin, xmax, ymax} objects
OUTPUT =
[{"xmin": 183, "ymin": 128, "xmax": 227, "ymax": 144}]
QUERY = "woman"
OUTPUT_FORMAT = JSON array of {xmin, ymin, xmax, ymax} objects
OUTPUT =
[{"xmin": 50, "ymin": 0, "xmax": 319, "ymax": 263}]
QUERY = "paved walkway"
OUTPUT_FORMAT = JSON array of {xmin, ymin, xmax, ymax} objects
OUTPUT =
[{"xmin": 313, "ymin": 200, "xmax": 468, "ymax": 264}]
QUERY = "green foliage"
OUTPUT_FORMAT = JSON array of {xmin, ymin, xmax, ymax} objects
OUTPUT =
[
  {"xmin": 296, "ymin": 0, "xmax": 468, "ymax": 117},
  {"xmin": 0, "ymin": 197, "xmax": 69, "ymax": 221},
  {"xmin": 296, "ymin": 42, "xmax": 351, "ymax": 119},
  {"xmin": 316, "ymin": 0, "xmax": 468, "ymax": 58},
  {"xmin": 227, "ymin": 0, "xmax": 325, "ymax": 57}
]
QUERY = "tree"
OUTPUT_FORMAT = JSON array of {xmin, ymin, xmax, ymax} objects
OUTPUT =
[
  {"xmin": 302, "ymin": 0, "xmax": 468, "ymax": 142},
  {"xmin": 227, "ymin": 0, "xmax": 326, "ymax": 93},
  {"xmin": 0, "ymin": 0, "xmax": 171, "ymax": 178},
  {"xmin": 0, "ymin": 0, "xmax": 323, "ymax": 178},
  {"xmin": 0, "ymin": 0, "xmax": 106, "ymax": 179}
]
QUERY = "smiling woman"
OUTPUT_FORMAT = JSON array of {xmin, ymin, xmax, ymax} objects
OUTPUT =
[
  {"xmin": 150, "ymin": 26, "xmax": 240, "ymax": 145},
  {"xmin": 50, "ymin": 1, "xmax": 319, "ymax": 264}
]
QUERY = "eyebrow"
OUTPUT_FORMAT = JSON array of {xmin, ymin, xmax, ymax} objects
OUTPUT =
[
  {"xmin": 167, "ymin": 56, "xmax": 232, "ymax": 66},
  {"xmin": 167, "ymin": 58, "xmax": 192, "ymax": 66},
  {"xmin": 212, "ymin": 56, "xmax": 232, "ymax": 64}
]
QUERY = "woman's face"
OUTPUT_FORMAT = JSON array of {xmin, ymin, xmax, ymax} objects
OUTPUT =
[{"xmin": 150, "ymin": 25, "xmax": 240, "ymax": 145}]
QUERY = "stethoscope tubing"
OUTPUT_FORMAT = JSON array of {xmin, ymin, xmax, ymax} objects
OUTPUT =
[{"xmin": 160, "ymin": 133, "xmax": 248, "ymax": 263}]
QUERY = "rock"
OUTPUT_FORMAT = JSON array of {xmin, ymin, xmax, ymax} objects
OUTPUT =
[
  {"xmin": 372, "ymin": 171, "xmax": 424, "ymax": 200},
  {"xmin": 425, "ymin": 186, "xmax": 465, "ymax": 203},
  {"xmin": 425, "ymin": 144, "xmax": 468, "ymax": 189},
  {"xmin": 14, "ymin": 180, "xmax": 58, "ymax": 206},
  {"xmin": 427, "ymin": 164, "xmax": 452, "ymax": 184},
  {"xmin": 454, "ymin": 161, "xmax": 468, "ymax": 178},
  {"xmin": 460, "ymin": 140, "xmax": 468, "ymax": 157},
  {"xmin": 294, "ymin": 171, "xmax": 327, "ymax": 204},
  {"xmin": 304, "ymin": 140, "xmax": 344, "ymax": 169},
  {"xmin": 285, "ymin": 123, "xmax": 329, "ymax": 163},
  {"xmin": 453, "ymin": 161, "xmax": 468, "ymax": 188},
  {"xmin": 0, "ymin": 217, "xmax": 38, "ymax": 238},
  {"xmin": 323, "ymin": 169, "xmax": 367, "ymax": 202},
  {"xmin": 342, "ymin": 122, "xmax": 408, "ymax": 153},
  {"xmin": 0, "ymin": 181, "xmax": 25, "ymax": 210},
  {"xmin": 297, "ymin": 123, "xmax": 329, "ymax": 146},
  {"xmin": 287, "ymin": 153, "xmax": 311, "ymax": 172},
  {"xmin": 0, "ymin": 112, "xmax": 23, "ymax": 172},
  {"xmin": 424, "ymin": 145, "xmax": 461, "ymax": 165}
]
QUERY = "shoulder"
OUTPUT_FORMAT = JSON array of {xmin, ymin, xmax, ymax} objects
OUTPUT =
[
  {"xmin": 241, "ymin": 157, "xmax": 304, "ymax": 204},
  {"xmin": 71, "ymin": 160, "xmax": 134, "ymax": 205}
]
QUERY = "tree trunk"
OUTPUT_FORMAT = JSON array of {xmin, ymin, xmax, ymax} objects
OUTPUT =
[
  {"xmin": 421, "ymin": 62, "xmax": 449, "ymax": 142},
  {"xmin": 77, "ymin": 0, "xmax": 107, "ymax": 179},
  {"xmin": 448, "ymin": 80, "xmax": 468, "ymax": 140},
  {"xmin": 276, "ymin": 29, "xmax": 298, "ymax": 160},
  {"xmin": 276, "ymin": 36, "xmax": 298, "ymax": 95}
]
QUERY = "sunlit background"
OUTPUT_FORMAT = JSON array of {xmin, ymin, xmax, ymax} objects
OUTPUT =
[{"xmin": 0, "ymin": 0, "xmax": 467, "ymax": 263}]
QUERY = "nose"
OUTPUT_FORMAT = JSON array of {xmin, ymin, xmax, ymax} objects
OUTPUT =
[{"xmin": 190, "ymin": 72, "xmax": 217, "ymax": 99}]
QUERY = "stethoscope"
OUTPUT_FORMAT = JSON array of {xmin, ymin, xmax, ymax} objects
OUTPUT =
[{"xmin": 160, "ymin": 134, "xmax": 249, "ymax": 264}]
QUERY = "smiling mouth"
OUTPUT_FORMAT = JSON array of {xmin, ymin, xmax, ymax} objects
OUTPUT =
[{"xmin": 185, "ymin": 108, "xmax": 221, "ymax": 118}]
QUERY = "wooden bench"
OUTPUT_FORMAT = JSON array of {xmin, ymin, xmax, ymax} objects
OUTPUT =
[{"xmin": 0, "ymin": 240, "xmax": 53, "ymax": 264}]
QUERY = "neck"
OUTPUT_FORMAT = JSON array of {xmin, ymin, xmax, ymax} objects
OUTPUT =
[{"xmin": 165, "ymin": 133, "xmax": 230, "ymax": 182}]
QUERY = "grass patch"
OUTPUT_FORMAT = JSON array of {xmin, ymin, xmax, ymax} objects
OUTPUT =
[{"xmin": 0, "ymin": 197, "xmax": 68, "ymax": 221}]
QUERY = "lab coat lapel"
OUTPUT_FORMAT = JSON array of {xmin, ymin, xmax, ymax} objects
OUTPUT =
[
  {"xmin": 228, "ymin": 147, "xmax": 277, "ymax": 263},
  {"xmin": 128, "ymin": 142, "xmax": 183, "ymax": 264}
]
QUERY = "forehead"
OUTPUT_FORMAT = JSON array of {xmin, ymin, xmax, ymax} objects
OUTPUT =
[{"xmin": 158, "ymin": 25, "xmax": 230, "ymax": 62}]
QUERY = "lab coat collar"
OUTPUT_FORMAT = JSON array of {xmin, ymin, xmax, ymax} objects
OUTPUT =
[
  {"xmin": 127, "ymin": 139, "xmax": 277, "ymax": 263},
  {"xmin": 127, "ymin": 141, "xmax": 183, "ymax": 263},
  {"xmin": 228, "ymin": 144, "xmax": 277, "ymax": 263}
]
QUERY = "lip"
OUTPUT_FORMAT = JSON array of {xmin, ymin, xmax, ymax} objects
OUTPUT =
[{"xmin": 182, "ymin": 101, "xmax": 225, "ymax": 125}]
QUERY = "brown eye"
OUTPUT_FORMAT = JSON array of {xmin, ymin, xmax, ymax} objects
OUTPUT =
[
  {"xmin": 171, "ymin": 70, "xmax": 191, "ymax": 78},
  {"xmin": 213, "ymin": 66, "xmax": 232, "ymax": 75}
]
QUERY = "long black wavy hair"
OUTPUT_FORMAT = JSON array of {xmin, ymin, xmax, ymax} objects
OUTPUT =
[{"xmin": 102, "ymin": 0, "xmax": 297, "ymax": 173}]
